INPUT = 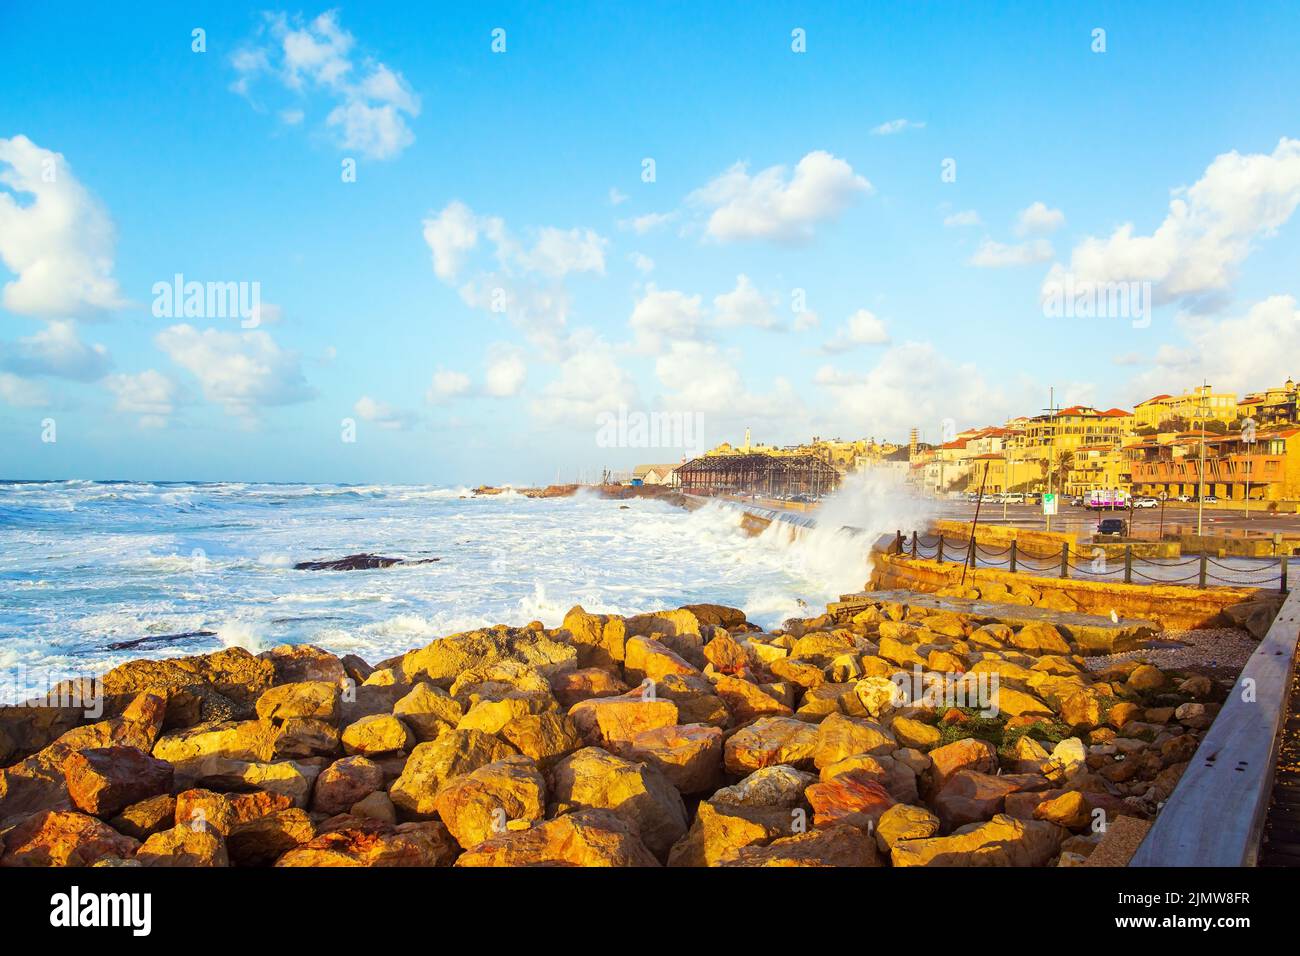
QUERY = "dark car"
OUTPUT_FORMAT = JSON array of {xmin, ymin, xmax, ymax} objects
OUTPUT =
[{"xmin": 1096, "ymin": 518, "xmax": 1127, "ymax": 537}]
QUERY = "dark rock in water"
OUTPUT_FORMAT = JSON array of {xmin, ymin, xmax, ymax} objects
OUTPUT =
[
  {"xmin": 105, "ymin": 630, "xmax": 217, "ymax": 651},
  {"xmin": 293, "ymin": 553, "xmax": 441, "ymax": 571}
]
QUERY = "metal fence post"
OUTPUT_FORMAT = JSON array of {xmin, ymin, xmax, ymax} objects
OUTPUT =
[
  {"xmin": 895, "ymin": 529, "xmax": 903, "ymax": 554},
  {"xmin": 936, "ymin": 535, "xmax": 945, "ymax": 564},
  {"xmin": 1009, "ymin": 540, "xmax": 1018, "ymax": 574},
  {"xmin": 911, "ymin": 531, "xmax": 918, "ymax": 558},
  {"xmin": 1124, "ymin": 545, "xmax": 1133, "ymax": 584},
  {"xmin": 1283, "ymin": 555, "xmax": 1290, "ymax": 594},
  {"xmin": 1198, "ymin": 554, "xmax": 1208, "ymax": 589},
  {"xmin": 1060, "ymin": 542, "xmax": 1069, "ymax": 579}
]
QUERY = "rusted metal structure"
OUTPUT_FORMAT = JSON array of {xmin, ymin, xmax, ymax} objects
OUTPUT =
[{"xmin": 676, "ymin": 453, "xmax": 841, "ymax": 499}]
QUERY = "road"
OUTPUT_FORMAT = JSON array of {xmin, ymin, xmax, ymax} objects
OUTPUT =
[{"xmin": 930, "ymin": 500, "xmax": 1300, "ymax": 538}]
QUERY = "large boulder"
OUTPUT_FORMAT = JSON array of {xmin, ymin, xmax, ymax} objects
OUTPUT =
[
  {"xmin": 98, "ymin": 648, "xmax": 274, "ymax": 725},
  {"xmin": 109, "ymin": 793, "xmax": 177, "ymax": 840},
  {"xmin": 499, "ymin": 713, "xmax": 582, "ymax": 768},
  {"xmin": 388, "ymin": 730, "xmax": 519, "ymax": 818},
  {"xmin": 435, "ymin": 755, "xmax": 546, "ymax": 849},
  {"xmin": 64, "ymin": 746, "xmax": 174, "ymax": 817},
  {"xmin": 806, "ymin": 771, "xmax": 896, "ymax": 830},
  {"xmin": 568, "ymin": 690, "xmax": 679, "ymax": 748},
  {"xmin": 259, "ymin": 644, "xmax": 347, "ymax": 686},
  {"xmin": 548, "ymin": 668, "xmax": 629, "ymax": 709},
  {"xmin": 711, "ymin": 765, "xmax": 815, "ymax": 808},
  {"xmin": 454, "ymin": 808, "xmax": 659, "ymax": 867},
  {"xmin": 927, "ymin": 738, "xmax": 998, "ymax": 794},
  {"xmin": 275, "ymin": 818, "xmax": 457, "ymax": 866},
  {"xmin": 174, "ymin": 788, "xmax": 293, "ymax": 834},
  {"xmin": 549, "ymin": 747, "xmax": 689, "ymax": 859},
  {"xmin": 610, "ymin": 724, "xmax": 723, "ymax": 795},
  {"xmin": 714, "ymin": 676, "xmax": 792, "ymax": 722},
  {"xmin": 875, "ymin": 803, "xmax": 940, "ymax": 852},
  {"xmin": 255, "ymin": 681, "xmax": 340, "ymax": 723},
  {"xmin": 168, "ymin": 757, "xmax": 324, "ymax": 807},
  {"xmin": 311, "ymin": 756, "xmax": 386, "ymax": 816},
  {"xmin": 0, "ymin": 692, "xmax": 166, "ymax": 826},
  {"xmin": 667, "ymin": 800, "xmax": 796, "ymax": 867},
  {"xmin": 0, "ymin": 810, "xmax": 139, "ymax": 866},
  {"xmin": 718, "ymin": 824, "xmax": 881, "ymax": 867},
  {"xmin": 724, "ymin": 717, "xmax": 819, "ymax": 774},
  {"xmin": 392, "ymin": 683, "xmax": 463, "ymax": 741},
  {"xmin": 400, "ymin": 627, "xmax": 577, "ymax": 687},
  {"xmin": 813, "ymin": 713, "xmax": 897, "ymax": 768},
  {"xmin": 341, "ymin": 715, "xmax": 414, "ymax": 756},
  {"xmin": 891, "ymin": 813, "xmax": 1064, "ymax": 866}
]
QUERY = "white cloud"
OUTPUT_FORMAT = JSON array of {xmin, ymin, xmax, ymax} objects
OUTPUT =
[
  {"xmin": 618, "ymin": 211, "xmax": 675, "ymax": 235},
  {"xmin": 427, "ymin": 368, "xmax": 471, "ymax": 403},
  {"xmin": 423, "ymin": 201, "xmax": 607, "ymax": 282},
  {"xmin": 354, "ymin": 395, "xmax": 417, "ymax": 430},
  {"xmin": 155, "ymin": 324, "xmax": 315, "ymax": 418},
  {"xmin": 793, "ymin": 309, "xmax": 821, "ymax": 332},
  {"xmin": 1043, "ymin": 137, "xmax": 1300, "ymax": 309},
  {"xmin": 1016, "ymin": 201, "xmax": 1065, "ymax": 236},
  {"xmin": 689, "ymin": 150, "xmax": 872, "ymax": 242},
  {"xmin": 608, "ymin": 188, "xmax": 628, "ymax": 206},
  {"xmin": 422, "ymin": 201, "xmax": 482, "ymax": 282},
  {"xmin": 1123, "ymin": 295, "xmax": 1300, "ymax": 401},
  {"xmin": 943, "ymin": 209, "xmax": 982, "ymax": 227},
  {"xmin": 231, "ymin": 11, "xmax": 420, "ymax": 160},
  {"xmin": 629, "ymin": 285, "xmax": 705, "ymax": 352},
  {"xmin": 0, "ymin": 372, "xmax": 50, "ymax": 408},
  {"xmin": 0, "ymin": 135, "xmax": 124, "ymax": 317},
  {"xmin": 531, "ymin": 338, "xmax": 639, "ymax": 427},
  {"xmin": 484, "ymin": 346, "xmax": 527, "ymax": 397},
  {"xmin": 823, "ymin": 308, "xmax": 890, "ymax": 352},
  {"xmin": 655, "ymin": 340, "xmax": 804, "ymax": 434},
  {"xmin": 1, "ymin": 320, "xmax": 111, "ymax": 381},
  {"xmin": 105, "ymin": 370, "xmax": 179, "ymax": 428},
  {"xmin": 970, "ymin": 237, "xmax": 1054, "ymax": 268},
  {"xmin": 818, "ymin": 341, "xmax": 1029, "ymax": 437},
  {"xmin": 713, "ymin": 274, "xmax": 780, "ymax": 330},
  {"xmin": 871, "ymin": 118, "xmax": 926, "ymax": 136},
  {"xmin": 514, "ymin": 227, "xmax": 607, "ymax": 279},
  {"xmin": 629, "ymin": 252, "xmax": 655, "ymax": 274}
]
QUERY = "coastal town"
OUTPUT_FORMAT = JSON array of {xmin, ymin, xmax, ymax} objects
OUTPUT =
[{"xmin": 631, "ymin": 378, "xmax": 1300, "ymax": 513}]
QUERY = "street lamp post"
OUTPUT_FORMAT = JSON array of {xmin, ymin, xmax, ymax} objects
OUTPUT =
[{"xmin": 1242, "ymin": 417, "xmax": 1256, "ymax": 520}]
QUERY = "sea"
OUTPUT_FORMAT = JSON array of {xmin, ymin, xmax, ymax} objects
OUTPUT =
[{"xmin": 0, "ymin": 476, "xmax": 930, "ymax": 700}]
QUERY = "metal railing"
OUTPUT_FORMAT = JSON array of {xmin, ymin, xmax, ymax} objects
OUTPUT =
[{"xmin": 891, "ymin": 530, "xmax": 1292, "ymax": 592}]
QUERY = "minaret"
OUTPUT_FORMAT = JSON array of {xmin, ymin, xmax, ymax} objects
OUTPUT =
[{"xmin": 743, "ymin": 427, "xmax": 751, "ymax": 453}]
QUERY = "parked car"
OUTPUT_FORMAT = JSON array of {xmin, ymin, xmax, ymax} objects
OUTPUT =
[
  {"xmin": 1175, "ymin": 494, "xmax": 1193, "ymax": 502},
  {"xmin": 1004, "ymin": 492, "xmax": 1025, "ymax": 504},
  {"xmin": 1133, "ymin": 497, "xmax": 1159, "ymax": 508},
  {"xmin": 1070, "ymin": 495, "xmax": 1085, "ymax": 507},
  {"xmin": 1096, "ymin": 518, "xmax": 1128, "ymax": 537},
  {"xmin": 1202, "ymin": 495, "xmax": 1219, "ymax": 503}
]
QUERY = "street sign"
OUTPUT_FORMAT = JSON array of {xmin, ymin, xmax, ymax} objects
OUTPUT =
[{"xmin": 1042, "ymin": 492, "xmax": 1058, "ymax": 515}]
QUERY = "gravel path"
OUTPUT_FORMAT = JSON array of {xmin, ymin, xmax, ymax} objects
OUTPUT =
[{"xmin": 1084, "ymin": 626, "xmax": 1259, "ymax": 681}]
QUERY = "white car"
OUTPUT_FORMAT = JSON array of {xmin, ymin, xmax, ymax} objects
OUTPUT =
[
  {"xmin": 1133, "ymin": 497, "xmax": 1159, "ymax": 508},
  {"xmin": 1004, "ymin": 493, "xmax": 1025, "ymax": 504}
]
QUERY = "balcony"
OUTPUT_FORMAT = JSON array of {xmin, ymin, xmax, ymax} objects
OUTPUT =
[{"xmin": 1130, "ymin": 454, "xmax": 1284, "ymax": 485}]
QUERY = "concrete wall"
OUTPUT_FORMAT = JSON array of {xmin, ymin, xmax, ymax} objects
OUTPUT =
[{"xmin": 870, "ymin": 552, "xmax": 1264, "ymax": 630}]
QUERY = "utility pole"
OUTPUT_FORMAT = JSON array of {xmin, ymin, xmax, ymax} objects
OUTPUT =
[
  {"xmin": 1196, "ymin": 381, "xmax": 1209, "ymax": 537},
  {"xmin": 1242, "ymin": 416, "xmax": 1256, "ymax": 520}
]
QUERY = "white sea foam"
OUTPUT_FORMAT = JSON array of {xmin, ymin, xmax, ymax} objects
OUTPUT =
[{"xmin": 0, "ymin": 478, "xmax": 940, "ymax": 698}]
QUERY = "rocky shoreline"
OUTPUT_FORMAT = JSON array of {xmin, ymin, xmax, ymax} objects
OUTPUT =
[{"xmin": 0, "ymin": 595, "xmax": 1229, "ymax": 867}]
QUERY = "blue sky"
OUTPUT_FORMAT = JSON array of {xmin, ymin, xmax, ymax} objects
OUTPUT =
[{"xmin": 2, "ymin": 0, "xmax": 1298, "ymax": 484}]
